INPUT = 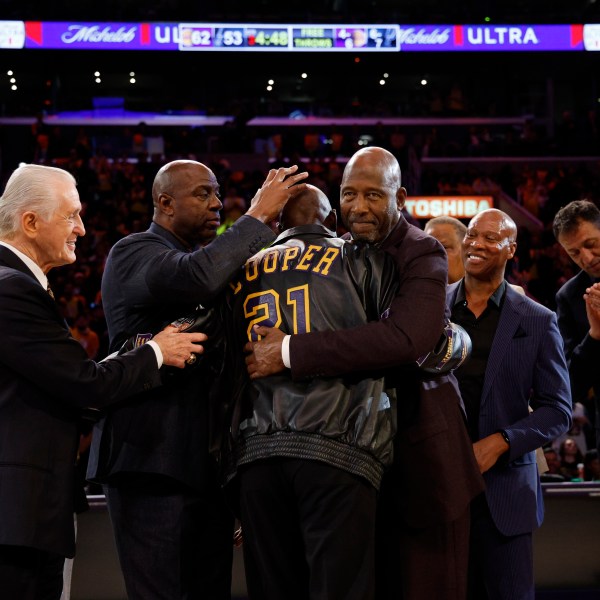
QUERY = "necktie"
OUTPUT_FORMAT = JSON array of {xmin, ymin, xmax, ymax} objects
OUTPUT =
[{"xmin": 46, "ymin": 284, "xmax": 55, "ymax": 300}]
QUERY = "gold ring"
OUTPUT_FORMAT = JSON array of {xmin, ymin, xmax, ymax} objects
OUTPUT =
[{"xmin": 186, "ymin": 353, "xmax": 197, "ymax": 365}]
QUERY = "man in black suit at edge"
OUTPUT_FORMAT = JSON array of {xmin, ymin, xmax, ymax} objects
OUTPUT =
[
  {"xmin": 86, "ymin": 159, "xmax": 307, "ymax": 600},
  {"xmin": 0, "ymin": 163, "xmax": 207, "ymax": 600},
  {"xmin": 554, "ymin": 199, "xmax": 600, "ymax": 456}
]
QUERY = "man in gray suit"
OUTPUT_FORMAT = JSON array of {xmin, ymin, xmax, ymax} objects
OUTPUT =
[
  {"xmin": 448, "ymin": 208, "xmax": 572, "ymax": 599},
  {"xmin": 0, "ymin": 164, "xmax": 206, "ymax": 600}
]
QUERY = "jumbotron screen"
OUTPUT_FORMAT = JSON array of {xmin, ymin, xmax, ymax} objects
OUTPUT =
[{"xmin": 1, "ymin": 21, "xmax": 599, "ymax": 52}]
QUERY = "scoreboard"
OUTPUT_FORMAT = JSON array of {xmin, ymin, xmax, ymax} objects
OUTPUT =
[
  {"xmin": 178, "ymin": 24, "xmax": 399, "ymax": 51},
  {"xmin": 0, "ymin": 21, "xmax": 591, "ymax": 52}
]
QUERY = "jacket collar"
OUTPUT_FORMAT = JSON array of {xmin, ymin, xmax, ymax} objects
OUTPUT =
[
  {"xmin": 0, "ymin": 243, "xmax": 41, "ymax": 283},
  {"xmin": 274, "ymin": 223, "xmax": 337, "ymax": 245},
  {"xmin": 379, "ymin": 213, "xmax": 408, "ymax": 250},
  {"xmin": 148, "ymin": 221, "xmax": 190, "ymax": 252}
]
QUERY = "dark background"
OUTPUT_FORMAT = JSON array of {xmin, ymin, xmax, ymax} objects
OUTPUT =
[{"xmin": 1, "ymin": 2, "xmax": 600, "ymax": 120}]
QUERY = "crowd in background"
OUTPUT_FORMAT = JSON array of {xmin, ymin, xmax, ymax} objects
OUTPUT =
[{"xmin": 1, "ymin": 115, "xmax": 599, "ymax": 483}]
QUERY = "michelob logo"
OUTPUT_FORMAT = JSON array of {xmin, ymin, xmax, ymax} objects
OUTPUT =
[{"xmin": 397, "ymin": 27, "xmax": 451, "ymax": 45}]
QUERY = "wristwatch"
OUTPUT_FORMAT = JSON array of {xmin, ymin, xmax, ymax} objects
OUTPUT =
[{"xmin": 498, "ymin": 429, "xmax": 511, "ymax": 446}]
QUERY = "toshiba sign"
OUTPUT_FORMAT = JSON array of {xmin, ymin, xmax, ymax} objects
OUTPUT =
[{"xmin": 405, "ymin": 196, "xmax": 493, "ymax": 219}]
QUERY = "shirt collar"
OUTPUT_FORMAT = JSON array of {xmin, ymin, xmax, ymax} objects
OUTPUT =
[
  {"xmin": 454, "ymin": 278, "xmax": 507, "ymax": 308},
  {"xmin": 0, "ymin": 240, "xmax": 48, "ymax": 289}
]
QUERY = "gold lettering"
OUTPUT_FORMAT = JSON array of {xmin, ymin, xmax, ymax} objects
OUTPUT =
[
  {"xmin": 245, "ymin": 258, "xmax": 259, "ymax": 281},
  {"xmin": 263, "ymin": 250, "xmax": 278, "ymax": 273},
  {"xmin": 296, "ymin": 244, "xmax": 323, "ymax": 271},
  {"xmin": 281, "ymin": 247, "xmax": 300, "ymax": 271},
  {"xmin": 313, "ymin": 247, "xmax": 340, "ymax": 275}
]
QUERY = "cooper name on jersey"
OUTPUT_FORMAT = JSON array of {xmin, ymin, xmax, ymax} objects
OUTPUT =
[{"xmin": 230, "ymin": 242, "xmax": 341, "ymax": 294}]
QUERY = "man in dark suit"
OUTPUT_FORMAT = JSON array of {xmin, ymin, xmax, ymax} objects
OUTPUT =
[
  {"xmin": 244, "ymin": 146, "xmax": 484, "ymax": 600},
  {"xmin": 86, "ymin": 160, "xmax": 307, "ymax": 600},
  {"xmin": 553, "ymin": 199, "xmax": 600, "ymax": 456},
  {"xmin": 0, "ymin": 163, "xmax": 207, "ymax": 600},
  {"xmin": 449, "ymin": 208, "xmax": 572, "ymax": 599}
]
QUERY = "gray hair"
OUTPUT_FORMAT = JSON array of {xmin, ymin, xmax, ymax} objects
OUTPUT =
[
  {"xmin": 425, "ymin": 215, "xmax": 467, "ymax": 239},
  {"xmin": 0, "ymin": 164, "xmax": 76, "ymax": 238}
]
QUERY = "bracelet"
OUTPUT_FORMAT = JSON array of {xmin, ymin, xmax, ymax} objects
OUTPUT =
[{"xmin": 498, "ymin": 430, "xmax": 510, "ymax": 446}]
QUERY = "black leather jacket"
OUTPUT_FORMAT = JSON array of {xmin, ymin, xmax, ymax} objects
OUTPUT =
[{"xmin": 225, "ymin": 224, "xmax": 398, "ymax": 489}]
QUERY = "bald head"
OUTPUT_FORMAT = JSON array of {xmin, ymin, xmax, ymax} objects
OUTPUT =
[
  {"xmin": 152, "ymin": 160, "xmax": 216, "ymax": 206},
  {"xmin": 342, "ymin": 147, "xmax": 401, "ymax": 190},
  {"xmin": 340, "ymin": 146, "xmax": 406, "ymax": 244},
  {"xmin": 463, "ymin": 208, "xmax": 517, "ymax": 284},
  {"xmin": 151, "ymin": 159, "xmax": 222, "ymax": 247},
  {"xmin": 470, "ymin": 209, "xmax": 517, "ymax": 242},
  {"xmin": 280, "ymin": 184, "xmax": 336, "ymax": 232}
]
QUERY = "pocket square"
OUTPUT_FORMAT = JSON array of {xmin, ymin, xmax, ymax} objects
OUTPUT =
[{"xmin": 513, "ymin": 326, "xmax": 527, "ymax": 339}]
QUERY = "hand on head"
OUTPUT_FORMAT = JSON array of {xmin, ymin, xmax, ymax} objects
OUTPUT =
[{"xmin": 246, "ymin": 166, "xmax": 309, "ymax": 224}]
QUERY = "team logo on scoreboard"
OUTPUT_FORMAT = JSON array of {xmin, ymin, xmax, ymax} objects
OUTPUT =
[
  {"xmin": 0, "ymin": 21, "xmax": 25, "ymax": 49},
  {"xmin": 583, "ymin": 24, "xmax": 600, "ymax": 50}
]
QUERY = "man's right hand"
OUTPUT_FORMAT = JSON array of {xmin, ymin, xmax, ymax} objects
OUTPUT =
[
  {"xmin": 152, "ymin": 325, "xmax": 208, "ymax": 369},
  {"xmin": 244, "ymin": 325, "xmax": 286, "ymax": 379},
  {"xmin": 584, "ymin": 282, "xmax": 600, "ymax": 340},
  {"xmin": 245, "ymin": 166, "xmax": 309, "ymax": 224}
]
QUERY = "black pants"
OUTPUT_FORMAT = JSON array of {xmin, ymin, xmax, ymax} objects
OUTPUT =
[
  {"xmin": 467, "ymin": 493, "xmax": 534, "ymax": 600},
  {"xmin": 0, "ymin": 545, "xmax": 64, "ymax": 600},
  {"xmin": 238, "ymin": 457, "xmax": 377, "ymax": 600},
  {"xmin": 104, "ymin": 475, "xmax": 234, "ymax": 600},
  {"xmin": 375, "ymin": 472, "xmax": 470, "ymax": 600}
]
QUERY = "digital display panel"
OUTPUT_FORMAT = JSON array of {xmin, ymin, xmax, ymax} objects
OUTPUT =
[
  {"xmin": 178, "ymin": 24, "xmax": 397, "ymax": 51},
  {"xmin": 0, "ymin": 21, "xmax": 590, "ymax": 52},
  {"xmin": 178, "ymin": 24, "xmax": 290, "ymax": 49},
  {"xmin": 397, "ymin": 24, "xmax": 583, "ymax": 51},
  {"xmin": 290, "ymin": 26, "xmax": 398, "ymax": 50}
]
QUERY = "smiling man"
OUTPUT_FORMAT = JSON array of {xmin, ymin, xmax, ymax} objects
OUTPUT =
[
  {"xmin": 0, "ymin": 163, "xmax": 208, "ymax": 600},
  {"xmin": 449, "ymin": 208, "xmax": 571, "ymax": 599}
]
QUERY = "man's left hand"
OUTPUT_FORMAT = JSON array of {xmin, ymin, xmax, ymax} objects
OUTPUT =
[{"xmin": 244, "ymin": 325, "xmax": 286, "ymax": 379}]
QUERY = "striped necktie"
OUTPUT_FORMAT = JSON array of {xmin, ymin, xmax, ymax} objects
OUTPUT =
[{"xmin": 46, "ymin": 284, "xmax": 55, "ymax": 300}]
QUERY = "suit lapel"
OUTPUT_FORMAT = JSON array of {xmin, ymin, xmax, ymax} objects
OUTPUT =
[
  {"xmin": 481, "ymin": 288, "xmax": 522, "ymax": 403},
  {"xmin": 0, "ymin": 245, "xmax": 68, "ymax": 328},
  {"xmin": 0, "ymin": 244, "xmax": 34, "ymax": 275}
]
